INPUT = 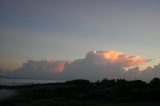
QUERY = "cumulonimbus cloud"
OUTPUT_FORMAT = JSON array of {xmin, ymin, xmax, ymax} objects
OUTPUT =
[
  {"xmin": 2, "ymin": 50, "xmax": 160, "ymax": 82},
  {"xmin": 88, "ymin": 50, "xmax": 146, "ymax": 67}
]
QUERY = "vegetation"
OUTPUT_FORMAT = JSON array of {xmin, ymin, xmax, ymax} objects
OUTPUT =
[{"xmin": 1, "ymin": 78, "xmax": 160, "ymax": 106}]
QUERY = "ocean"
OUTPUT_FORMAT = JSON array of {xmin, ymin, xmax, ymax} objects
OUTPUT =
[{"xmin": 0, "ymin": 78, "xmax": 64, "ymax": 86}]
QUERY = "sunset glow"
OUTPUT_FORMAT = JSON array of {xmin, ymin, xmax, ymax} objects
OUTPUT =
[
  {"xmin": 97, "ymin": 50, "xmax": 122, "ymax": 63},
  {"xmin": 1, "ymin": 0, "xmax": 160, "ymax": 82},
  {"xmin": 96, "ymin": 50, "xmax": 145, "ymax": 67}
]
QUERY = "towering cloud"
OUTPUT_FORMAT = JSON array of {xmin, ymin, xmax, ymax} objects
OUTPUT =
[
  {"xmin": 60, "ymin": 50, "xmax": 146, "ymax": 80},
  {"xmin": 1, "ymin": 50, "xmax": 160, "ymax": 82},
  {"xmin": 88, "ymin": 50, "xmax": 145, "ymax": 67}
]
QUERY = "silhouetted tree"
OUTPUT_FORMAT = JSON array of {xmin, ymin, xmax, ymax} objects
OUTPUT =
[
  {"xmin": 116, "ymin": 79, "xmax": 128, "ymax": 88},
  {"xmin": 65, "ymin": 79, "xmax": 91, "ymax": 86},
  {"xmin": 150, "ymin": 78, "xmax": 160, "ymax": 88},
  {"xmin": 100, "ymin": 78, "xmax": 116, "ymax": 88},
  {"xmin": 130, "ymin": 80, "xmax": 146, "ymax": 88}
]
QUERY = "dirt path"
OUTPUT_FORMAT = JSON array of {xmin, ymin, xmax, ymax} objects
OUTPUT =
[{"xmin": 0, "ymin": 89, "xmax": 15, "ymax": 100}]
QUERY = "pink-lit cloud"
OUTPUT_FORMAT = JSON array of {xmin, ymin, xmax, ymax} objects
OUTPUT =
[
  {"xmin": 21, "ymin": 59, "xmax": 67, "ymax": 73},
  {"xmin": 89, "ymin": 50, "xmax": 146, "ymax": 67}
]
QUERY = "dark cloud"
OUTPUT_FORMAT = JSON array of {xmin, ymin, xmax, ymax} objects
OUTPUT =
[{"xmin": 139, "ymin": 63, "xmax": 160, "ymax": 81}]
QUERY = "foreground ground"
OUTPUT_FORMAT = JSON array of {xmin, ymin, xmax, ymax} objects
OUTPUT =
[
  {"xmin": 90, "ymin": 103, "xmax": 160, "ymax": 106},
  {"xmin": 1, "ymin": 78, "xmax": 160, "ymax": 106},
  {"xmin": 0, "ymin": 89, "xmax": 15, "ymax": 101}
]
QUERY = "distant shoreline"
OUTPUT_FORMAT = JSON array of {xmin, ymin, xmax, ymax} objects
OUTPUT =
[
  {"xmin": 0, "ymin": 77, "xmax": 65, "ymax": 86},
  {"xmin": 0, "ymin": 75, "xmax": 62, "ymax": 80}
]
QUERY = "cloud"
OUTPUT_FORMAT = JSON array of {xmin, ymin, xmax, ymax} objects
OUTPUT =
[
  {"xmin": 87, "ymin": 50, "xmax": 146, "ymax": 67},
  {"xmin": 61, "ymin": 58, "xmax": 125, "ymax": 81},
  {"xmin": 22, "ymin": 59, "xmax": 66, "ymax": 73},
  {"xmin": 2, "ymin": 50, "xmax": 160, "ymax": 82},
  {"xmin": 139, "ymin": 63, "xmax": 160, "ymax": 81},
  {"xmin": 60, "ymin": 50, "xmax": 157, "ymax": 81},
  {"xmin": 60, "ymin": 50, "xmax": 146, "ymax": 81},
  {"xmin": 6, "ymin": 59, "xmax": 68, "ymax": 79}
]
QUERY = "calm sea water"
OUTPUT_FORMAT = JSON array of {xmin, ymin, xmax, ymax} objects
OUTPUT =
[{"xmin": 0, "ymin": 78, "xmax": 64, "ymax": 86}]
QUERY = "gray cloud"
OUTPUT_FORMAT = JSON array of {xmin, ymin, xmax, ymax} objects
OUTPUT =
[
  {"xmin": 1, "ymin": 50, "xmax": 160, "ymax": 82},
  {"xmin": 2, "ymin": 59, "xmax": 67, "ymax": 79},
  {"xmin": 60, "ymin": 51, "xmax": 125, "ymax": 81},
  {"xmin": 60, "ymin": 50, "xmax": 158, "ymax": 81}
]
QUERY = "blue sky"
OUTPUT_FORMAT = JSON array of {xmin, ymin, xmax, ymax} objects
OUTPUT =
[{"xmin": 1, "ymin": 0, "xmax": 160, "ymax": 70}]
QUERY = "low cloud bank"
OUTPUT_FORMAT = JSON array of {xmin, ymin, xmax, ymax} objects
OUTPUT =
[{"xmin": 0, "ymin": 50, "xmax": 159, "ymax": 81}]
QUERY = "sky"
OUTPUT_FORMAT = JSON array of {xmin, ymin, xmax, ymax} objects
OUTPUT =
[{"xmin": 0, "ymin": 0, "xmax": 160, "ymax": 79}]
